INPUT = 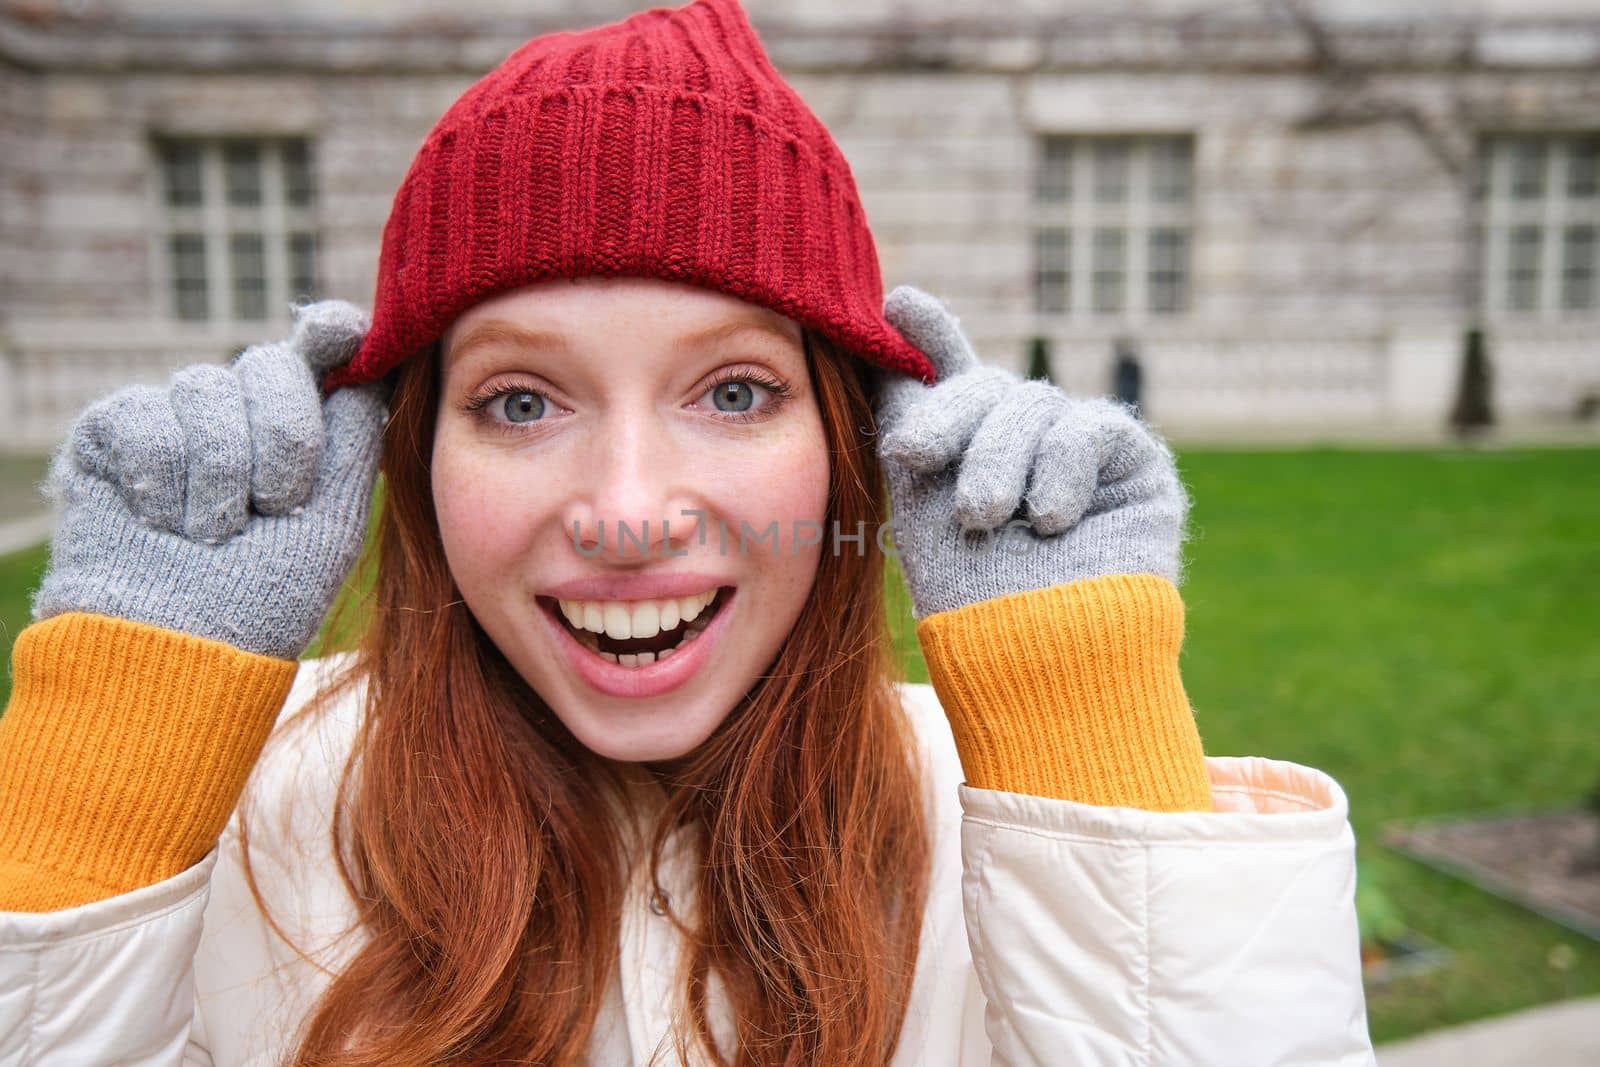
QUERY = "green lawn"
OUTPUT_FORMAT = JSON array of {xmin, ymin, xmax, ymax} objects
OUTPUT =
[
  {"xmin": 0, "ymin": 542, "xmax": 48, "ymax": 702},
  {"xmin": 1171, "ymin": 447, "xmax": 1600, "ymax": 1043},
  {"xmin": 2, "ymin": 447, "xmax": 1597, "ymax": 1043},
  {"xmin": 0, "ymin": 452, "xmax": 50, "ymax": 524}
]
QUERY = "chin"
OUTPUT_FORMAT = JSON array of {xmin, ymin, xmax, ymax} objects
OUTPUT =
[{"xmin": 554, "ymin": 701, "xmax": 733, "ymax": 765}]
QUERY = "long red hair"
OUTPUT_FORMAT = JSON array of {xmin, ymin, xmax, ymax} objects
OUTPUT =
[{"xmin": 250, "ymin": 327, "xmax": 932, "ymax": 1064}]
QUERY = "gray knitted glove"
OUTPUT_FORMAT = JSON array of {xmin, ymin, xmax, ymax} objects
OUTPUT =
[
  {"xmin": 876, "ymin": 285, "xmax": 1190, "ymax": 621},
  {"xmin": 31, "ymin": 301, "xmax": 387, "ymax": 660}
]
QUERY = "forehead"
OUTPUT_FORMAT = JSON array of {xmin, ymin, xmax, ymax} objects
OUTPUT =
[{"xmin": 441, "ymin": 276, "xmax": 804, "ymax": 367}]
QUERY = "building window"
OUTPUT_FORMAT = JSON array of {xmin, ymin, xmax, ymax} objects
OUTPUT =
[
  {"xmin": 1478, "ymin": 133, "xmax": 1600, "ymax": 317},
  {"xmin": 1030, "ymin": 134, "xmax": 1194, "ymax": 319},
  {"xmin": 154, "ymin": 136, "xmax": 320, "ymax": 323}
]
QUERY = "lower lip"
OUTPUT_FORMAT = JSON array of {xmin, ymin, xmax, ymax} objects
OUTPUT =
[{"xmin": 540, "ymin": 589, "xmax": 736, "ymax": 700}]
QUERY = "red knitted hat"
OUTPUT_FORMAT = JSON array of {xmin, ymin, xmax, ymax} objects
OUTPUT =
[{"xmin": 327, "ymin": 0, "xmax": 935, "ymax": 391}]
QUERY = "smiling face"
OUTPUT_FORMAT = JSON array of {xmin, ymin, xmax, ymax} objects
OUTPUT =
[{"xmin": 432, "ymin": 276, "xmax": 831, "ymax": 763}]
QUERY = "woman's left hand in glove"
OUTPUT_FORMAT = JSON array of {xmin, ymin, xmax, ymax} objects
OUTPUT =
[
  {"xmin": 874, "ymin": 285, "xmax": 1211, "ymax": 812},
  {"xmin": 874, "ymin": 285, "xmax": 1191, "ymax": 623}
]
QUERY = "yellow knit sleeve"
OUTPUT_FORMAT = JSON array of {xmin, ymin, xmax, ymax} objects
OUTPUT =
[
  {"xmin": 915, "ymin": 573, "xmax": 1213, "ymax": 812},
  {"xmin": 0, "ymin": 612, "xmax": 299, "ymax": 912}
]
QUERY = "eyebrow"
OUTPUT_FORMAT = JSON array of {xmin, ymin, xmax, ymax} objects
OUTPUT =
[{"xmin": 445, "ymin": 315, "xmax": 801, "ymax": 366}]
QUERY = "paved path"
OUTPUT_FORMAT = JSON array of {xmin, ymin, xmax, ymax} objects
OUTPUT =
[{"xmin": 1377, "ymin": 994, "xmax": 1600, "ymax": 1066}]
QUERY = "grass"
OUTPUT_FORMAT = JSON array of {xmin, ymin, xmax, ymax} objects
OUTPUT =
[
  {"xmin": 1172, "ymin": 447, "xmax": 1600, "ymax": 1043},
  {"xmin": 2, "ymin": 446, "xmax": 1597, "ymax": 1043},
  {"xmin": 884, "ymin": 552, "xmax": 928, "ymax": 686},
  {"xmin": 0, "ymin": 452, "xmax": 50, "ymax": 523},
  {"xmin": 0, "ymin": 543, "xmax": 48, "ymax": 705}
]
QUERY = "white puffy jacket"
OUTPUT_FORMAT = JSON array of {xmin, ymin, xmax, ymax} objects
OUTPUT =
[{"xmin": 0, "ymin": 658, "xmax": 1376, "ymax": 1066}]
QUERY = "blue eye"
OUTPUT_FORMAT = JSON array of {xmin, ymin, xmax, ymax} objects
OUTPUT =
[
  {"xmin": 697, "ymin": 369, "xmax": 794, "ymax": 423},
  {"xmin": 710, "ymin": 381, "xmax": 755, "ymax": 413},
  {"xmin": 502, "ymin": 391, "xmax": 544, "ymax": 423}
]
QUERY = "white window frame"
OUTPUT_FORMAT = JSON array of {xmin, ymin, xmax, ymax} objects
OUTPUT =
[
  {"xmin": 1030, "ymin": 133, "xmax": 1196, "ymax": 323},
  {"xmin": 150, "ymin": 135, "xmax": 320, "ymax": 326},
  {"xmin": 1478, "ymin": 132, "xmax": 1600, "ymax": 321}
]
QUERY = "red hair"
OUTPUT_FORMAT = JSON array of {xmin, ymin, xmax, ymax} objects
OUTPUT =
[{"xmin": 247, "ymin": 328, "xmax": 932, "ymax": 1064}]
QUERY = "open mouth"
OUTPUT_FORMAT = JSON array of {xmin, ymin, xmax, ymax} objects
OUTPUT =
[{"xmin": 539, "ymin": 587, "xmax": 734, "ymax": 668}]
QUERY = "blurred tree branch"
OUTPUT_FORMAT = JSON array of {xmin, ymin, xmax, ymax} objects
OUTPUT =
[{"xmin": 1275, "ymin": 0, "xmax": 1477, "ymax": 177}]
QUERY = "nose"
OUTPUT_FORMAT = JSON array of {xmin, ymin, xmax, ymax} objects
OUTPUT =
[{"xmin": 564, "ymin": 411, "xmax": 700, "ymax": 563}]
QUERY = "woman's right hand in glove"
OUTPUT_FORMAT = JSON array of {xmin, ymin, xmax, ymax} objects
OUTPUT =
[{"xmin": 31, "ymin": 300, "xmax": 387, "ymax": 661}]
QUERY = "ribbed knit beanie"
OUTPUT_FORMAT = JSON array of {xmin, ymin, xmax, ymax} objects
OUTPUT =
[{"xmin": 326, "ymin": 0, "xmax": 935, "ymax": 391}]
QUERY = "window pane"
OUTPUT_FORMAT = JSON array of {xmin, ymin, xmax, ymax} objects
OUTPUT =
[
  {"xmin": 1035, "ymin": 137, "xmax": 1072, "ymax": 204},
  {"xmin": 1148, "ymin": 227, "xmax": 1190, "ymax": 313},
  {"xmin": 170, "ymin": 233, "xmax": 208, "ymax": 320},
  {"xmin": 1509, "ymin": 138, "xmax": 1546, "ymax": 201},
  {"xmin": 1563, "ymin": 225, "xmax": 1596, "ymax": 310},
  {"xmin": 1508, "ymin": 225, "xmax": 1542, "ymax": 311},
  {"xmin": 1093, "ymin": 142, "xmax": 1129, "ymax": 204},
  {"xmin": 230, "ymin": 232, "xmax": 267, "ymax": 320},
  {"xmin": 1092, "ymin": 227, "xmax": 1125, "ymax": 313},
  {"xmin": 224, "ymin": 141, "xmax": 263, "ymax": 207},
  {"xmin": 1570, "ymin": 138, "xmax": 1599, "ymax": 199},
  {"xmin": 1032, "ymin": 132, "xmax": 1196, "ymax": 319},
  {"xmin": 1033, "ymin": 227, "xmax": 1069, "ymax": 313},
  {"xmin": 283, "ymin": 139, "xmax": 317, "ymax": 208},
  {"xmin": 1149, "ymin": 137, "xmax": 1192, "ymax": 204},
  {"xmin": 289, "ymin": 231, "xmax": 319, "ymax": 301},
  {"xmin": 161, "ymin": 141, "xmax": 204, "ymax": 208}
]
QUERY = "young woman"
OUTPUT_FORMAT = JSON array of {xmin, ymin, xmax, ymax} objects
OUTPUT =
[{"xmin": 0, "ymin": 1, "xmax": 1375, "ymax": 1064}]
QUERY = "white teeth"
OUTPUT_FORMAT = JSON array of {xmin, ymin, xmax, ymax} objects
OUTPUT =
[
  {"xmin": 605, "ymin": 650, "xmax": 658, "ymax": 670},
  {"xmin": 573, "ymin": 612, "xmax": 697, "ymax": 667},
  {"xmin": 557, "ymin": 589, "xmax": 720, "ymax": 639},
  {"xmin": 603, "ymin": 602, "xmax": 631, "ymax": 641},
  {"xmin": 679, "ymin": 590, "xmax": 711, "ymax": 624},
  {"xmin": 629, "ymin": 601, "xmax": 660, "ymax": 640}
]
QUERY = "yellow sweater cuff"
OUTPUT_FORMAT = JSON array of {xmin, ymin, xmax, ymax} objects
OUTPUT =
[
  {"xmin": 916, "ymin": 573, "xmax": 1213, "ymax": 812},
  {"xmin": 0, "ymin": 612, "xmax": 298, "ymax": 912}
]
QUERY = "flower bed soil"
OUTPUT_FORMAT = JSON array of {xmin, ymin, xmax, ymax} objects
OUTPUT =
[{"xmin": 1384, "ymin": 806, "xmax": 1600, "ymax": 941}]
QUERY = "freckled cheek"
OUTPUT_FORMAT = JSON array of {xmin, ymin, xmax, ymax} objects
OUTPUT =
[
  {"xmin": 430, "ymin": 432, "xmax": 558, "ymax": 580},
  {"xmin": 705, "ymin": 430, "xmax": 831, "ymax": 561}
]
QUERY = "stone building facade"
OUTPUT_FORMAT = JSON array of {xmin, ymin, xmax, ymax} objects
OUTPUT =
[{"xmin": 3, "ymin": 0, "xmax": 1598, "ymax": 449}]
